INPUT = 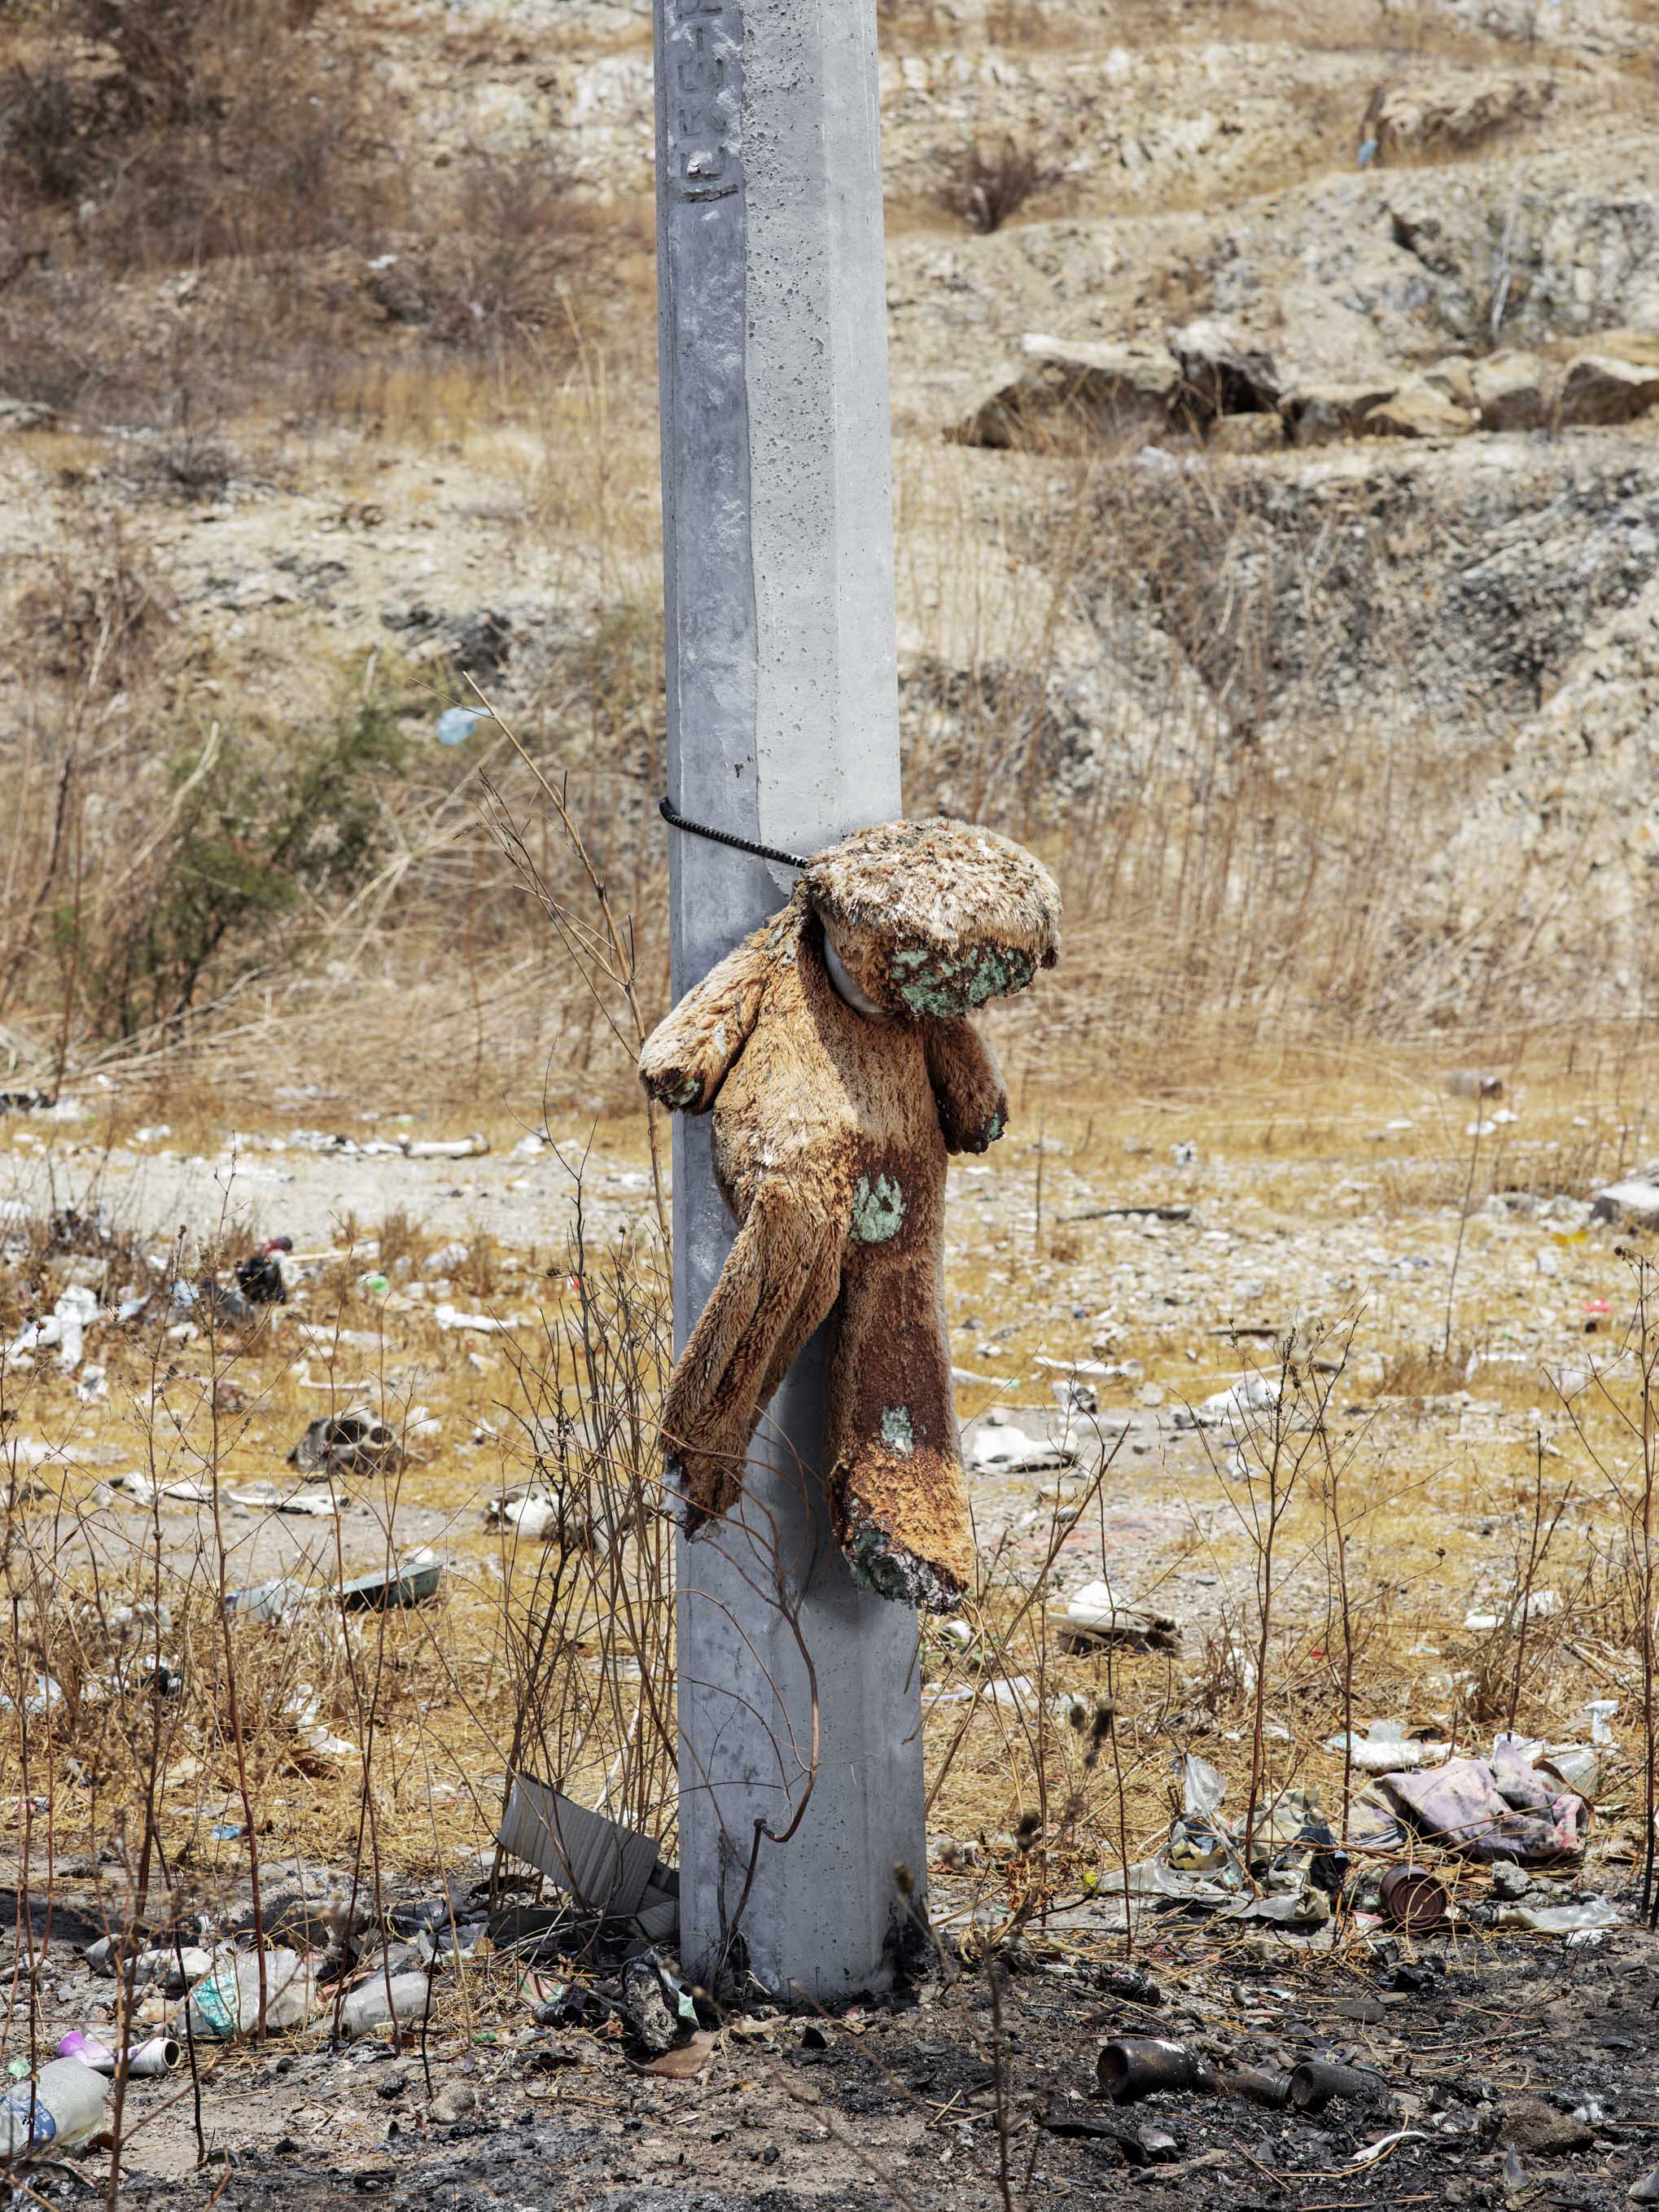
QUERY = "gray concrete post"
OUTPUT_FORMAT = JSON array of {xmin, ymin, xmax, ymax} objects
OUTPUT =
[{"xmin": 653, "ymin": 0, "xmax": 926, "ymax": 1997}]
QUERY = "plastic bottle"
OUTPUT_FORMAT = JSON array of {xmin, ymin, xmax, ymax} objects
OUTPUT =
[
  {"xmin": 338, "ymin": 1972, "xmax": 434, "ymax": 2039},
  {"xmin": 185, "ymin": 1948, "xmax": 319, "ymax": 2038},
  {"xmin": 0, "ymin": 2057, "xmax": 109, "ymax": 2157}
]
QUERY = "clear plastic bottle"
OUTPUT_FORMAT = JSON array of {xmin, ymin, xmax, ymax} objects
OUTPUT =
[
  {"xmin": 185, "ymin": 1948, "xmax": 319, "ymax": 2038},
  {"xmin": 0, "ymin": 2057, "xmax": 109, "ymax": 2157},
  {"xmin": 338, "ymin": 1972, "xmax": 433, "ymax": 2039}
]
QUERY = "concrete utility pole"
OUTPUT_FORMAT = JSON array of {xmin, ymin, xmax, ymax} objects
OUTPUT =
[{"xmin": 653, "ymin": 0, "xmax": 924, "ymax": 1996}]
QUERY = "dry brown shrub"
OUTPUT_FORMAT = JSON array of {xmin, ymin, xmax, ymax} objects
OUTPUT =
[{"xmin": 934, "ymin": 136, "xmax": 1059, "ymax": 234}]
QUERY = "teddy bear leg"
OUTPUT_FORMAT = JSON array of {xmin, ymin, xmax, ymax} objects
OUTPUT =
[
  {"xmin": 825, "ymin": 1251, "xmax": 974, "ymax": 1613},
  {"xmin": 659, "ymin": 1188, "xmax": 842, "ymax": 1535}
]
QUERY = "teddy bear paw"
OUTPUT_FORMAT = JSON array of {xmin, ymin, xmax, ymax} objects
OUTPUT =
[
  {"xmin": 660, "ymin": 1453, "xmax": 715, "ymax": 1539},
  {"xmin": 840, "ymin": 1519, "xmax": 965, "ymax": 1614}
]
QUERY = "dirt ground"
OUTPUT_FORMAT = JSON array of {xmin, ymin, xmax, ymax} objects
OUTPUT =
[{"xmin": 5, "ymin": 1057, "xmax": 1659, "ymax": 2205}]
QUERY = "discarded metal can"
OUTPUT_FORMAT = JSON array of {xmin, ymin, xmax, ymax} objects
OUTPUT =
[
  {"xmin": 1289, "ymin": 2059, "xmax": 1387, "ymax": 2114},
  {"xmin": 1097, "ymin": 2037, "xmax": 1211, "ymax": 2102},
  {"xmin": 1377, "ymin": 1864, "xmax": 1451, "ymax": 1932}
]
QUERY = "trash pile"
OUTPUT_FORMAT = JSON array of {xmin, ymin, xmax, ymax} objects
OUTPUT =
[
  {"xmin": 1110, "ymin": 1719, "xmax": 1623, "ymax": 1943},
  {"xmin": 0, "ymin": 1789, "xmax": 693, "ymax": 2168}
]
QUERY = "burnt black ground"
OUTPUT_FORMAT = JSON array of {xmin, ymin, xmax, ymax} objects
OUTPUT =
[{"xmin": 32, "ymin": 1900, "xmax": 1657, "ymax": 2212}]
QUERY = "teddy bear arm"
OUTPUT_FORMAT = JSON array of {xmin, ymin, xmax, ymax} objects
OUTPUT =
[
  {"xmin": 659, "ymin": 1184, "xmax": 843, "ymax": 1531},
  {"xmin": 638, "ymin": 922, "xmax": 774, "ymax": 1114},
  {"xmin": 921, "ymin": 1018, "xmax": 1009, "ymax": 1154}
]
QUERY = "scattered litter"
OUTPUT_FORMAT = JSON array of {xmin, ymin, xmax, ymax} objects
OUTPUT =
[
  {"xmin": 1464, "ymin": 1588, "xmax": 1557, "ymax": 1632},
  {"xmin": 925, "ymin": 1676, "xmax": 1034, "ymax": 1709},
  {"xmin": 234, "ymin": 1236, "xmax": 292, "ymax": 1304},
  {"xmin": 95, "ymin": 1471, "xmax": 214, "ymax": 1508},
  {"xmin": 436, "ymin": 707, "xmax": 489, "ymax": 746},
  {"xmin": 1053, "ymin": 1578, "xmax": 1180, "ymax": 1650},
  {"xmin": 487, "ymin": 1489, "xmax": 615, "ymax": 1552},
  {"xmin": 407, "ymin": 1133, "xmax": 488, "ymax": 1160},
  {"xmin": 432, "ymin": 1303, "xmax": 522, "ymax": 1334},
  {"xmin": 227, "ymin": 1483, "xmax": 339, "ymax": 1518},
  {"xmin": 1325, "ymin": 1719, "xmax": 1451, "ymax": 1772},
  {"xmin": 338, "ymin": 1971, "xmax": 433, "ymax": 2039},
  {"xmin": 288, "ymin": 1406, "xmax": 399, "ymax": 1475},
  {"xmin": 58, "ymin": 2031, "xmax": 180, "ymax": 2078},
  {"xmin": 967, "ymin": 1420, "xmax": 1075, "ymax": 1472},
  {"xmin": 1174, "ymin": 1372, "xmax": 1280, "ymax": 1433},
  {"xmin": 224, "ymin": 1576, "xmax": 312, "ymax": 1623},
  {"xmin": 185, "ymin": 1948, "xmax": 319, "ymax": 2037},
  {"xmin": 340, "ymin": 1550, "xmax": 442, "ymax": 1610},
  {"xmin": 1486, "ymin": 1893, "xmax": 1620, "ymax": 1935},
  {"xmin": 1350, "ymin": 2127, "xmax": 1429, "ymax": 2169},
  {"xmin": 642, "ymin": 2028, "xmax": 718, "ymax": 2078},
  {"xmin": 0, "ymin": 2056, "xmax": 110, "ymax": 2157},
  {"xmin": 1377, "ymin": 1864, "xmax": 1451, "ymax": 1931},
  {"xmin": 8, "ymin": 1285, "xmax": 102, "ymax": 1373},
  {"xmin": 285, "ymin": 1682, "xmax": 358, "ymax": 1759},
  {"xmin": 1372, "ymin": 1737, "xmax": 1590, "ymax": 1863}
]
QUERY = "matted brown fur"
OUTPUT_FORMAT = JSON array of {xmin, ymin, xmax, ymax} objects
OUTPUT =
[{"xmin": 640, "ymin": 818, "xmax": 1060, "ymax": 1611}]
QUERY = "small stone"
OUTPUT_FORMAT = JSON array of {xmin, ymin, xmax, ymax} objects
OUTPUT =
[
  {"xmin": 1499, "ymin": 2096, "xmax": 1593, "ymax": 2156},
  {"xmin": 431, "ymin": 2079, "xmax": 477, "ymax": 2124}
]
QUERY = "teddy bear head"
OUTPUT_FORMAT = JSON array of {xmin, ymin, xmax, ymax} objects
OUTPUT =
[{"xmin": 802, "ymin": 817, "xmax": 1061, "ymax": 1019}]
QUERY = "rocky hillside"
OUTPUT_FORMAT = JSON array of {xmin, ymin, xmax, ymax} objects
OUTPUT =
[{"xmin": 2, "ymin": 0, "xmax": 1657, "ymax": 1090}]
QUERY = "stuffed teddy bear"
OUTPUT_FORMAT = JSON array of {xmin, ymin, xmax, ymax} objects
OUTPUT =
[{"xmin": 638, "ymin": 817, "xmax": 1061, "ymax": 1613}]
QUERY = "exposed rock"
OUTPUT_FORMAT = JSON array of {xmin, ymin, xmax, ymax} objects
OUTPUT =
[
  {"xmin": 1557, "ymin": 353, "xmax": 1659, "ymax": 427},
  {"xmin": 1591, "ymin": 1176, "xmax": 1659, "ymax": 1227},
  {"xmin": 1208, "ymin": 411, "xmax": 1284, "ymax": 455},
  {"xmin": 1365, "ymin": 382, "xmax": 1478, "ymax": 439},
  {"xmin": 1421, "ymin": 356, "xmax": 1478, "ymax": 410},
  {"xmin": 953, "ymin": 335, "xmax": 1180, "ymax": 450},
  {"xmin": 1285, "ymin": 382, "xmax": 1399, "ymax": 446},
  {"xmin": 1169, "ymin": 318, "xmax": 1281, "ymax": 419},
  {"xmin": 0, "ymin": 396, "xmax": 55, "ymax": 432},
  {"xmin": 1374, "ymin": 72, "xmax": 1555, "ymax": 160},
  {"xmin": 1471, "ymin": 351, "xmax": 1550, "ymax": 431}
]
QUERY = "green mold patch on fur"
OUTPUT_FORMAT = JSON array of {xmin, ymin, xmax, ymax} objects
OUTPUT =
[
  {"xmin": 851, "ymin": 1172, "xmax": 905, "ymax": 1242},
  {"xmin": 666, "ymin": 1076, "xmax": 701, "ymax": 1108},
  {"xmin": 981, "ymin": 1111, "xmax": 1004, "ymax": 1144},
  {"xmin": 893, "ymin": 944, "xmax": 1037, "ymax": 1017},
  {"xmin": 842, "ymin": 1501, "xmax": 961, "ymax": 1613},
  {"xmin": 880, "ymin": 1405, "xmax": 914, "ymax": 1455}
]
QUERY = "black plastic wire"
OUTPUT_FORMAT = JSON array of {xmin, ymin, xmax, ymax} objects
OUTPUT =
[{"xmin": 659, "ymin": 796, "xmax": 812, "ymax": 872}]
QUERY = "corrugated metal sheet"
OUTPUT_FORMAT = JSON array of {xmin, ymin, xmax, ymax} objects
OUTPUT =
[{"xmin": 497, "ymin": 1773, "xmax": 659, "ymax": 1915}]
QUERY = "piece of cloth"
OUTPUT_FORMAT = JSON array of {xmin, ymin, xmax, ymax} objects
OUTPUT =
[{"xmin": 1374, "ymin": 1754, "xmax": 1587, "ymax": 1863}]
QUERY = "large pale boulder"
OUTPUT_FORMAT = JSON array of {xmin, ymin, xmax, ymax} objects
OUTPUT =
[
  {"xmin": 954, "ymin": 335, "xmax": 1180, "ymax": 450},
  {"xmin": 1365, "ymin": 381, "xmax": 1478, "ymax": 439}
]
